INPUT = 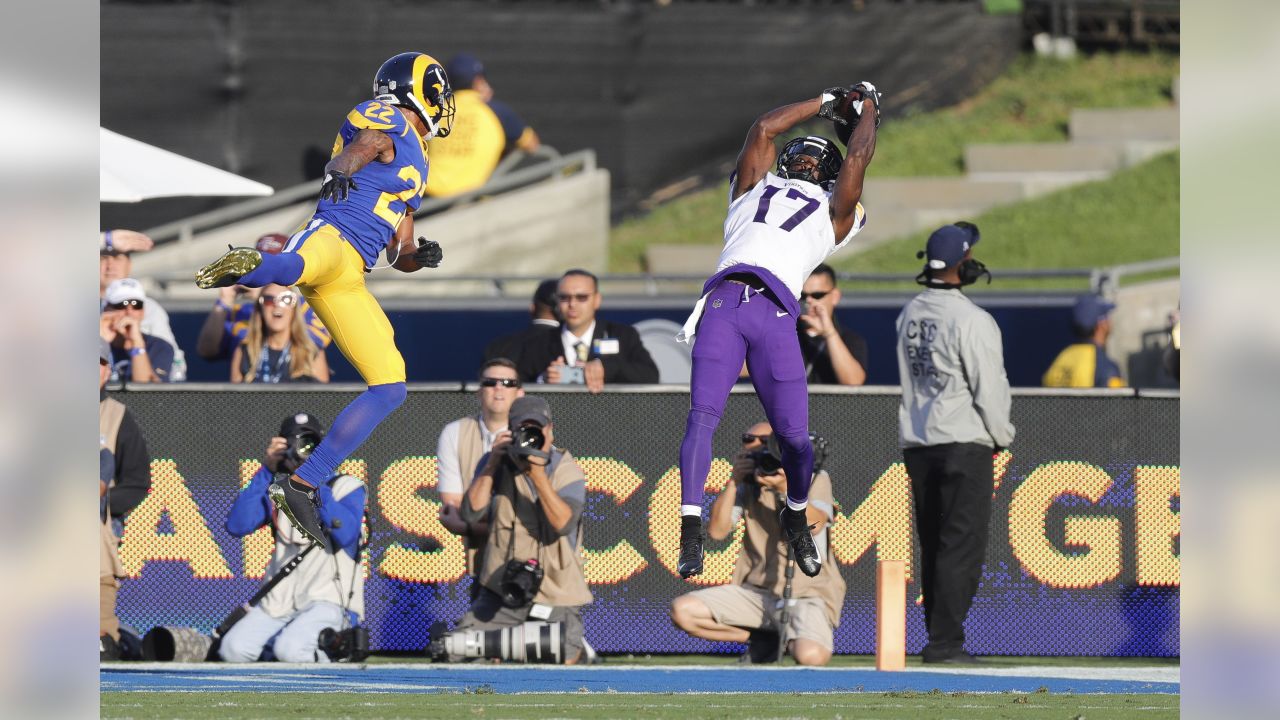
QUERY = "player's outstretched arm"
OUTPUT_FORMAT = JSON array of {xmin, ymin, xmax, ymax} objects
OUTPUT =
[
  {"xmin": 829, "ymin": 86, "xmax": 879, "ymax": 242},
  {"xmin": 731, "ymin": 97, "xmax": 824, "ymax": 201},
  {"xmin": 389, "ymin": 214, "xmax": 444, "ymax": 273},
  {"xmin": 320, "ymin": 129, "xmax": 395, "ymax": 202}
]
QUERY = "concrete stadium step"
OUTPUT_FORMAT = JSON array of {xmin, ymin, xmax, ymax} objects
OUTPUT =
[
  {"xmin": 643, "ymin": 244, "xmax": 722, "ymax": 276},
  {"xmin": 964, "ymin": 142, "xmax": 1128, "ymax": 176},
  {"xmin": 1069, "ymin": 107, "xmax": 1179, "ymax": 143},
  {"xmin": 861, "ymin": 177, "xmax": 1029, "ymax": 211}
]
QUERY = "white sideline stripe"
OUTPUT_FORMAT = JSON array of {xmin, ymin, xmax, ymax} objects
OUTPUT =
[{"xmin": 103, "ymin": 662, "xmax": 1179, "ymax": 685}]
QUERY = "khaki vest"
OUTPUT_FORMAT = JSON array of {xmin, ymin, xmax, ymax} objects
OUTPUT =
[
  {"xmin": 731, "ymin": 470, "xmax": 847, "ymax": 626},
  {"xmin": 99, "ymin": 398, "xmax": 126, "ymax": 580},
  {"xmin": 454, "ymin": 416, "xmax": 487, "ymax": 575},
  {"xmin": 478, "ymin": 450, "xmax": 593, "ymax": 608}
]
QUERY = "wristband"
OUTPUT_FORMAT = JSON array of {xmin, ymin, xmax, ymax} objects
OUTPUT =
[
  {"xmin": 214, "ymin": 300, "xmax": 232, "ymax": 313},
  {"xmin": 129, "ymin": 347, "xmax": 146, "ymax": 358},
  {"xmin": 104, "ymin": 230, "xmax": 114, "ymax": 252}
]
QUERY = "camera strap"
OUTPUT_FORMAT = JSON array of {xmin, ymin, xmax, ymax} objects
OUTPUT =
[{"xmin": 212, "ymin": 541, "xmax": 319, "ymax": 638}]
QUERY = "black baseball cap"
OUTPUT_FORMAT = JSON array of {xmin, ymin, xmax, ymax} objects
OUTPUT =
[{"xmin": 279, "ymin": 412, "xmax": 326, "ymax": 439}]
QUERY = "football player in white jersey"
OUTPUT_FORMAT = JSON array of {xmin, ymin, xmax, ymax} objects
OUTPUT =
[{"xmin": 675, "ymin": 83, "xmax": 880, "ymax": 579}]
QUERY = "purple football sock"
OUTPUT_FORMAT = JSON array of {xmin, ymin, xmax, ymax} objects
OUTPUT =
[
  {"xmin": 239, "ymin": 252, "xmax": 304, "ymax": 288},
  {"xmin": 294, "ymin": 382, "xmax": 407, "ymax": 486}
]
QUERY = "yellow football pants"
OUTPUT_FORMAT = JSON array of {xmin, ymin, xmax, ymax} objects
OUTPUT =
[{"xmin": 293, "ymin": 223, "xmax": 406, "ymax": 385}]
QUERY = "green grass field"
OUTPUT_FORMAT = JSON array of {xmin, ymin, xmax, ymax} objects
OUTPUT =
[
  {"xmin": 101, "ymin": 690, "xmax": 1179, "ymax": 720},
  {"xmin": 608, "ymin": 51, "xmax": 1180, "ymax": 274}
]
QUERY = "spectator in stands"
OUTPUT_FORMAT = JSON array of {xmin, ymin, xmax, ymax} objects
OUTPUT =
[
  {"xmin": 196, "ymin": 233, "xmax": 331, "ymax": 366},
  {"xmin": 516, "ymin": 269, "xmax": 659, "ymax": 393},
  {"xmin": 797, "ymin": 264, "xmax": 867, "ymax": 385},
  {"xmin": 219, "ymin": 412, "xmax": 366, "ymax": 662},
  {"xmin": 100, "ymin": 279, "xmax": 175, "ymax": 384},
  {"xmin": 230, "ymin": 284, "xmax": 330, "ymax": 384},
  {"xmin": 100, "ymin": 233, "xmax": 186, "ymax": 381},
  {"xmin": 436, "ymin": 358, "xmax": 525, "ymax": 578},
  {"xmin": 99, "ymin": 338, "xmax": 152, "ymax": 659},
  {"xmin": 431, "ymin": 396, "xmax": 592, "ymax": 664},
  {"xmin": 1042, "ymin": 294, "xmax": 1126, "ymax": 388},
  {"xmin": 483, "ymin": 279, "xmax": 561, "ymax": 366},
  {"xmin": 671, "ymin": 422, "xmax": 844, "ymax": 666},
  {"xmin": 424, "ymin": 52, "xmax": 540, "ymax": 198}
]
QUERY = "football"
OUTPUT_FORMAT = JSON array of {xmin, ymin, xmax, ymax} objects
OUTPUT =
[{"xmin": 834, "ymin": 90, "xmax": 860, "ymax": 147}]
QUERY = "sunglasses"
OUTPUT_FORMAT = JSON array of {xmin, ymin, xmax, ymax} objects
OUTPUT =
[
  {"xmin": 799, "ymin": 290, "xmax": 831, "ymax": 301},
  {"xmin": 259, "ymin": 292, "xmax": 298, "ymax": 307},
  {"xmin": 106, "ymin": 299, "xmax": 144, "ymax": 311},
  {"xmin": 557, "ymin": 292, "xmax": 593, "ymax": 304},
  {"xmin": 480, "ymin": 377, "xmax": 521, "ymax": 388},
  {"xmin": 741, "ymin": 433, "xmax": 771, "ymax": 445}
]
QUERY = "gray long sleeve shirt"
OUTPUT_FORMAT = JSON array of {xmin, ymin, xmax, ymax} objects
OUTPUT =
[{"xmin": 896, "ymin": 288, "xmax": 1015, "ymax": 450}]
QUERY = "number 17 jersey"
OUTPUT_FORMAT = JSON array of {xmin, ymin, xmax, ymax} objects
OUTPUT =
[
  {"xmin": 315, "ymin": 100, "xmax": 430, "ymax": 267},
  {"xmin": 716, "ymin": 172, "xmax": 867, "ymax": 299}
]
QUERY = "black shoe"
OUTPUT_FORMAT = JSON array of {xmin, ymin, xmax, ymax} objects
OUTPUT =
[
  {"xmin": 779, "ymin": 507, "xmax": 822, "ymax": 577},
  {"xmin": 922, "ymin": 650, "xmax": 982, "ymax": 665},
  {"xmin": 677, "ymin": 515, "xmax": 704, "ymax": 579},
  {"xmin": 268, "ymin": 474, "xmax": 329, "ymax": 549},
  {"xmin": 741, "ymin": 629, "xmax": 782, "ymax": 664},
  {"xmin": 195, "ymin": 245, "xmax": 262, "ymax": 289}
]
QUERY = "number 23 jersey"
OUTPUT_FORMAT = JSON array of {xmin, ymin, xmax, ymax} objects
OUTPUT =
[
  {"xmin": 315, "ymin": 100, "xmax": 430, "ymax": 267},
  {"xmin": 716, "ymin": 172, "xmax": 867, "ymax": 299}
]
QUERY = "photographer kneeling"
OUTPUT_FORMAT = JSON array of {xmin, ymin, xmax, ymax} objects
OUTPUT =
[
  {"xmin": 671, "ymin": 422, "xmax": 845, "ymax": 666},
  {"xmin": 431, "ymin": 395, "xmax": 592, "ymax": 664},
  {"xmin": 218, "ymin": 413, "xmax": 367, "ymax": 663}
]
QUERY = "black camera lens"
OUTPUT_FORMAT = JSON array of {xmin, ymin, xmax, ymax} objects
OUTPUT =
[
  {"xmin": 514, "ymin": 425, "xmax": 545, "ymax": 452},
  {"xmin": 752, "ymin": 450, "xmax": 782, "ymax": 475}
]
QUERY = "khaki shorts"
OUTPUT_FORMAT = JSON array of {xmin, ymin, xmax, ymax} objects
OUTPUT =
[{"xmin": 688, "ymin": 584, "xmax": 833, "ymax": 652}]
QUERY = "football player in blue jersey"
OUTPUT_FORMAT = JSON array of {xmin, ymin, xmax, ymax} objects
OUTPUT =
[{"xmin": 194, "ymin": 52, "xmax": 456, "ymax": 547}]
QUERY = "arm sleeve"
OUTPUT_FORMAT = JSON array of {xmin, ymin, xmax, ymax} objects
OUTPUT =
[
  {"xmin": 459, "ymin": 453, "xmax": 495, "ymax": 526},
  {"xmin": 147, "ymin": 337, "xmax": 175, "ymax": 383},
  {"xmin": 110, "ymin": 408, "xmax": 152, "ymax": 518},
  {"xmin": 317, "ymin": 479, "xmax": 365, "ymax": 550},
  {"xmin": 225, "ymin": 467, "xmax": 275, "ymax": 537},
  {"xmin": 487, "ymin": 99, "xmax": 530, "ymax": 147},
  {"xmin": 961, "ymin": 313, "xmax": 1016, "ymax": 449},
  {"xmin": 435, "ymin": 420, "xmax": 463, "ymax": 497},
  {"xmin": 552, "ymin": 459, "xmax": 587, "ymax": 538}
]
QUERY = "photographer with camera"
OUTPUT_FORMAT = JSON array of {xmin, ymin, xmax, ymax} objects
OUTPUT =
[
  {"xmin": 217, "ymin": 413, "xmax": 368, "ymax": 663},
  {"xmin": 430, "ymin": 396, "xmax": 592, "ymax": 664},
  {"xmin": 671, "ymin": 422, "xmax": 845, "ymax": 666}
]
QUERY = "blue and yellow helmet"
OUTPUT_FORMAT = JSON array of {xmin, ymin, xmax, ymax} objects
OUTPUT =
[{"xmin": 372, "ymin": 52, "xmax": 456, "ymax": 138}]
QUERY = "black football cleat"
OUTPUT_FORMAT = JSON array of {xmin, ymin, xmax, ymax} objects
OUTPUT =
[
  {"xmin": 195, "ymin": 246, "xmax": 262, "ymax": 289},
  {"xmin": 779, "ymin": 507, "xmax": 822, "ymax": 577},
  {"xmin": 677, "ymin": 515, "xmax": 705, "ymax": 579},
  {"xmin": 268, "ymin": 474, "xmax": 328, "ymax": 550}
]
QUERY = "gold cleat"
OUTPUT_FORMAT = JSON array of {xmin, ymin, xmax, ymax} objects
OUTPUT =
[{"xmin": 195, "ymin": 246, "xmax": 263, "ymax": 289}]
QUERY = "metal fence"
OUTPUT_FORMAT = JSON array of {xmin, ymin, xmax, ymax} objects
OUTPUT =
[{"xmin": 111, "ymin": 385, "xmax": 1179, "ymax": 656}]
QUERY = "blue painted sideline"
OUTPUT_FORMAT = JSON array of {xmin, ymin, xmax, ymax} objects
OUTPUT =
[{"xmin": 100, "ymin": 664, "xmax": 1179, "ymax": 695}]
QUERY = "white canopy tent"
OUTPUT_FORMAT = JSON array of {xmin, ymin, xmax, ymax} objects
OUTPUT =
[{"xmin": 100, "ymin": 127, "xmax": 274, "ymax": 202}]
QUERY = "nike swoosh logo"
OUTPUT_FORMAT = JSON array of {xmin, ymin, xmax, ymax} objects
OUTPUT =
[{"xmin": 776, "ymin": 311, "xmax": 789, "ymax": 317}]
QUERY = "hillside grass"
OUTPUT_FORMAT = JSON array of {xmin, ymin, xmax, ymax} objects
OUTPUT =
[
  {"xmin": 609, "ymin": 51, "xmax": 1179, "ymax": 274},
  {"xmin": 832, "ymin": 150, "xmax": 1180, "ymax": 292}
]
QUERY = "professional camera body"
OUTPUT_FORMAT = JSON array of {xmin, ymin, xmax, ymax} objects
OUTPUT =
[
  {"xmin": 279, "ymin": 413, "xmax": 326, "ymax": 474},
  {"xmin": 318, "ymin": 626, "xmax": 369, "ymax": 662},
  {"xmin": 500, "ymin": 558, "xmax": 544, "ymax": 608},
  {"xmin": 746, "ymin": 431, "xmax": 830, "ymax": 482}
]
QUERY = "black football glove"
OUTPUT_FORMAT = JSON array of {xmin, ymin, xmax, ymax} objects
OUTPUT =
[
  {"xmin": 413, "ymin": 237, "xmax": 443, "ymax": 268},
  {"xmin": 817, "ymin": 87, "xmax": 851, "ymax": 125},
  {"xmin": 319, "ymin": 171, "xmax": 357, "ymax": 203}
]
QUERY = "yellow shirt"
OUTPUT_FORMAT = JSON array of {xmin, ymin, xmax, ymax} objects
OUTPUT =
[{"xmin": 425, "ymin": 89, "xmax": 506, "ymax": 197}]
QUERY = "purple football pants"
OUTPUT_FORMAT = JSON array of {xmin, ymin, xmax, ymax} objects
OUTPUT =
[{"xmin": 679, "ymin": 281, "xmax": 814, "ymax": 512}]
